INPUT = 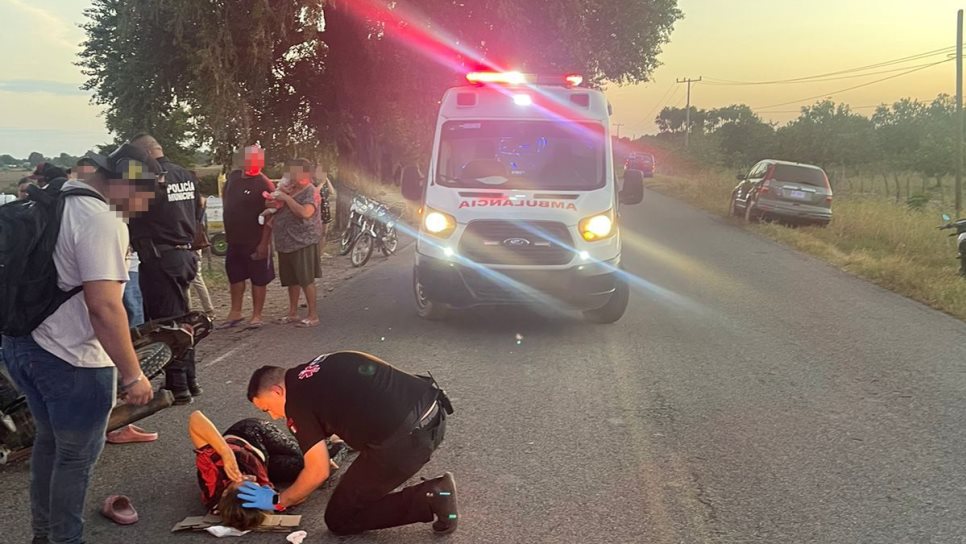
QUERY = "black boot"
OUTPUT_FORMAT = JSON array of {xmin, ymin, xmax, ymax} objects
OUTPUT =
[
  {"xmin": 184, "ymin": 349, "xmax": 202, "ymax": 396},
  {"xmin": 168, "ymin": 388, "xmax": 193, "ymax": 405},
  {"xmin": 426, "ymin": 472, "xmax": 458, "ymax": 534},
  {"xmin": 164, "ymin": 368, "xmax": 192, "ymax": 405},
  {"xmin": 188, "ymin": 379, "xmax": 204, "ymax": 397}
]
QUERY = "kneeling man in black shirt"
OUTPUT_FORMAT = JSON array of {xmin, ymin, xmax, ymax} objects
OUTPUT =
[{"xmin": 242, "ymin": 351, "xmax": 458, "ymax": 535}]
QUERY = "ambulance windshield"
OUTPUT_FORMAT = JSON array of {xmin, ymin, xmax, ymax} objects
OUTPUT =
[{"xmin": 436, "ymin": 120, "xmax": 606, "ymax": 190}]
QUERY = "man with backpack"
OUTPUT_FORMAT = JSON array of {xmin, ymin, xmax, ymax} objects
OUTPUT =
[
  {"xmin": 128, "ymin": 133, "xmax": 204, "ymax": 404},
  {"xmin": 0, "ymin": 146, "xmax": 158, "ymax": 544}
]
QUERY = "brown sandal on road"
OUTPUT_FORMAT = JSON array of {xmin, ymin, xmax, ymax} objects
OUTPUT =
[{"xmin": 296, "ymin": 318, "xmax": 320, "ymax": 328}]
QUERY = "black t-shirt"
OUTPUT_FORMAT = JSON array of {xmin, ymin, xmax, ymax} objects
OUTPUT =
[
  {"xmin": 129, "ymin": 157, "xmax": 200, "ymax": 246},
  {"xmin": 223, "ymin": 170, "xmax": 275, "ymax": 246},
  {"xmin": 284, "ymin": 351, "xmax": 437, "ymax": 453}
]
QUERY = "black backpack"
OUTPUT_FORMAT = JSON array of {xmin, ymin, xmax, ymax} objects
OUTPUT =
[{"xmin": 0, "ymin": 184, "xmax": 106, "ymax": 337}]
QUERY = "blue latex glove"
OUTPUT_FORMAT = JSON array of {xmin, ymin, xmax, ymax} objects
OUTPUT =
[{"xmin": 237, "ymin": 481, "xmax": 277, "ymax": 511}]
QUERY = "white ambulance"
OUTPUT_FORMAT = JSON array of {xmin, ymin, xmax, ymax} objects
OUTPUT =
[{"xmin": 400, "ymin": 71, "xmax": 645, "ymax": 323}]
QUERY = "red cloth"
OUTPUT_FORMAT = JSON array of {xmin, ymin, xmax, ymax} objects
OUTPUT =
[{"xmin": 195, "ymin": 440, "xmax": 272, "ymax": 512}]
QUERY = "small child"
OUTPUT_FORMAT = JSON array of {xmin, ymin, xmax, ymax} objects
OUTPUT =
[{"xmin": 258, "ymin": 175, "xmax": 296, "ymax": 225}]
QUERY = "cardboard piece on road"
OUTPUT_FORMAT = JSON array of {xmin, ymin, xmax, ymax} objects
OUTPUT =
[{"xmin": 172, "ymin": 514, "xmax": 301, "ymax": 532}]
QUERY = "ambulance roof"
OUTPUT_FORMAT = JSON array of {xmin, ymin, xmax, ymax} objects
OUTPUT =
[{"xmin": 438, "ymin": 84, "xmax": 610, "ymax": 123}]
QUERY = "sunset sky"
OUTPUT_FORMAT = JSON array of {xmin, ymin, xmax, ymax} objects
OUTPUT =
[{"xmin": 0, "ymin": 0, "xmax": 963, "ymax": 157}]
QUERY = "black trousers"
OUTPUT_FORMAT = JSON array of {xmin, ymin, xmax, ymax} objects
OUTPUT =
[
  {"xmin": 224, "ymin": 418, "xmax": 304, "ymax": 484},
  {"xmin": 324, "ymin": 409, "xmax": 447, "ymax": 535},
  {"xmin": 137, "ymin": 247, "xmax": 198, "ymax": 391}
]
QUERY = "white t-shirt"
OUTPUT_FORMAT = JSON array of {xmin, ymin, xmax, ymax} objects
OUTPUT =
[
  {"xmin": 126, "ymin": 245, "xmax": 140, "ymax": 272},
  {"xmin": 32, "ymin": 180, "xmax": 130, "ymax": 368}
]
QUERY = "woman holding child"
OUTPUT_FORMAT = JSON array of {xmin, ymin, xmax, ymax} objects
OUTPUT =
[{"xmin": 262, "ymin": 158, "xmax": 324, "ymax": 327}]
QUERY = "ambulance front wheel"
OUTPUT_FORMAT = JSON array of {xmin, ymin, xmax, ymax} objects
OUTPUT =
[
  {"xmin": 414, "ymin": 269, "xmax": 449, "ymax": 320},
  {"xmin": 582, "ymin": 276, "xmax": 629, "ymax": 324}
]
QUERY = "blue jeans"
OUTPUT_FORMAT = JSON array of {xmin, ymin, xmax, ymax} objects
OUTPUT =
[
  {"xmin": 123, "ymin": 271, "xmax": 145, "ymax": 328},
  {"xmin": 2, "ymin": 335, "xmax": 116, "ymax": 544}
]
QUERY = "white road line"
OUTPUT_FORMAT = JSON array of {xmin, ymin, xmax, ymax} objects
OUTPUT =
[{"xmin": 202, "ymin": 345, "xmax": 243, "ymax": 369}]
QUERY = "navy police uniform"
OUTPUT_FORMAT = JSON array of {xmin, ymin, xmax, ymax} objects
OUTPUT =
[{"xmin": 129, "ymin": 156, "xmax": 202, "ymax": 401}]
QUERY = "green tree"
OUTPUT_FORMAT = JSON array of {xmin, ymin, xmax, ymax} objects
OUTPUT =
[
  {"xmin": 776, "ymin": 100, "xmax": 874, "ymax": 170},
  {"xmin": 80, "ymin": 0, "xmax": 682, "ymax": 178},
  {"xmin": 656, "ymin": 106, "xmax": 709, "ymax": 134},
  {"xmin": 0, "ymin": 154, "xmax": 19, "ymax": 166},
  {"xmin": 705, "ymin": 104, "xmax": 775, "ymax": 167}
]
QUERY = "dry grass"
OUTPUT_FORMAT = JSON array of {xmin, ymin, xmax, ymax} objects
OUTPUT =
[{"xmin": 646, "ymin": 172, "xmax": 966, "ymax": 321}]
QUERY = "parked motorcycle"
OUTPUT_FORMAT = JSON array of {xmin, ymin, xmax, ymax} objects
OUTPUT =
[
  {"xmin": 938, "ymin": 213, "xmax": 966, "ymax": 276},
  {"xmin": 349, "ymin": 200, "xmax": 400, "ymax": 267},
  {"xmin": 0, "ymin": 311, "xmax": 213, "ymax": 464},
  {"xmin": 339, "ymin": 193, "xmax": 372, "ymax": 256}
]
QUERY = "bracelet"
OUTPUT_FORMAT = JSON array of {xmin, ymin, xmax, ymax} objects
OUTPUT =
[{"xmin": 120, "ymin": 373, "xmax": 144, "ymax": 392}]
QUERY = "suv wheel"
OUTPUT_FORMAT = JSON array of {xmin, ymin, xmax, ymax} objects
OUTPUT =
[{"xmin": 744, "ymin": 198, "xmax": 760, "ymax": 223}]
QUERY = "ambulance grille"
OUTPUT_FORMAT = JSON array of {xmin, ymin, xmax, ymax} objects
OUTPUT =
[{"xmin": 459, "ymin": 220, "xmax": 573, "ymax": 266}]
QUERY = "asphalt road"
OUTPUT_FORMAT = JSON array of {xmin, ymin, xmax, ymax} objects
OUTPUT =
[{"xmin": 3, "ymin": 189, "xmax": 966, "ymax": 543}]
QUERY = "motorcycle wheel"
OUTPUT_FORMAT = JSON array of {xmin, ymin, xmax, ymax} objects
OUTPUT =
[
  {"xmin": 351, "ymin": 233, "xmax": 374, "ymax": 267},
  {"xmin": 136, "ymin": 342, "xmax": 174, "ymax": 381},
  {"xmin": 210, "ymin": 232, "xmax": 228, "ymax": 257},
  {"xmin": 0, "ymin": 369, "xmax": 34, "ymax": 464},
  {"xmin": 381, "ymin": 226, "xmax": 398, "ymax": 256},
  {"xmin": 339, "ymin": 225, "xmax": 357, "ymax": 256}
]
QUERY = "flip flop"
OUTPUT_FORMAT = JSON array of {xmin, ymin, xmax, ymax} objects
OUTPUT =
[
  {"xmin": 106, "ymin": 425, "xmax": 158, "ymax": 444},
  {"xmin": 217, "ymin": 318, "xmax": 245, "ymax": 330},
  {"xmin": 101, "ymin": 495, "xmax": 139, "ymax": 525},
  {"xmin": 296, "ymin": 318, "xmax": 320, "ymax": 328},
  {"xmin": 244, "ymin": 320, "xmax": 264, "ymax": 330},
  {"xmin": 274, "ymin": 316, "xmax": 299, "ymax": 324}
]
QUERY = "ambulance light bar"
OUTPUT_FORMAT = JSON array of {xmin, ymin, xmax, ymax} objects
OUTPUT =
[{"xmin": 465, "ymin": 72, "xmax": 584, "ymax": 87}]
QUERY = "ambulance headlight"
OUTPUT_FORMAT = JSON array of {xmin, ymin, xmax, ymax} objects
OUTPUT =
[
  {"xmin": 578, "ymin": 209, "xmax": 616, "ymax": 241},
  {"xmin": 423, "ymin": 208, "xmax": 456, "ymax": 238}
]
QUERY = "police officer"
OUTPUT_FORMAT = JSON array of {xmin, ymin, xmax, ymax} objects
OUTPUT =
[
  {"xmin": 242, "ymin": 352, "xmax": 459, "ymax": 535},
  {"xmin": 128, "ymin": 133, "xmax": 203, "ymax": 404}
]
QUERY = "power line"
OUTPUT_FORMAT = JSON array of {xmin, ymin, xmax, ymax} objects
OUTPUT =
[
  {"xmin": 705, "ymin": 44, "xmax": 959, "ymax": 86},
  {"xmin": 703, "ymin": 61, "xmax": 949, "ymax": 86},
  {"xmin": 644, "ymin": 83, "xmax": 677, "ymax": 123},
  {"xmin": 754, "ymin": 58, "xmax": 952, "ymax": 111},
  {"xmin": 757, "ymin": 104, "xmax": 880, "ymax": 114}
]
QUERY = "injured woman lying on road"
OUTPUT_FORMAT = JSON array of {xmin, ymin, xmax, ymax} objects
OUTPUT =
[{"xmin": 187, "ymin": 411, "xmax": 347, "ymax": 531}]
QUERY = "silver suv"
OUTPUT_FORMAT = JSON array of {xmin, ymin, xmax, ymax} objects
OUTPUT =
[{"xmin": 729, "ymin": 159, "xmax": 832, "ymax": 226}]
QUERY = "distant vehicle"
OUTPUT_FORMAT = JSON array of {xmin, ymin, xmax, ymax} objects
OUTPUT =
[
  {"xmin": 624, "ymin": 152, "xmax": 655, "ymax": 177},
  {"xmin": 938, "ymin": 213, "xmax": 966, "ymax": 276},
  {"xmin": 729, "ymin": 159, "xmax": 832, "ymax": 227},
  {"xmin": 204, "ymin": 196, "xmax": 227, "ymax": 256}
]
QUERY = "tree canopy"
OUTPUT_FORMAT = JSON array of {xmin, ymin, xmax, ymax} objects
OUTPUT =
[
  {"xmin": 79, "ymin": 0, "xmax": 682, "ymax": 173},
  {"xmin": 653, "ymin": 94, "xmax": 959, "ymax": 185}
]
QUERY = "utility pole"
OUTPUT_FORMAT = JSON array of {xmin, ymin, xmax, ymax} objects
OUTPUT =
[
  {"xmin": 957, "ymin": 10, "xmax": 963, "ymax": 216},
  {"xmin": 613, "ymin": 123, "xmax": 624, "ymax": 139},
  {"xmin": 676, "ymin": 77, "xmax": 702, "ymax": 147}
]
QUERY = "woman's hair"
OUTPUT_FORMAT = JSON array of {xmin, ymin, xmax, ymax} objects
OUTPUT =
[{"xmin": 217, "ymin": 481, "xmax": 267, "ymax": 531}]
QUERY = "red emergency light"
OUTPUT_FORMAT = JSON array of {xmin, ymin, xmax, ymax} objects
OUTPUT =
[
  {"xmin": 466, "ymin": 71, "xmax": 529, "ymax": 85},
  {"xmin": 465, "ymin": 71, "xmax": 585, "ymax": 87},
  {"xmin": 564, "ymin": 74, "xmax": 583, "ymax": 87}
]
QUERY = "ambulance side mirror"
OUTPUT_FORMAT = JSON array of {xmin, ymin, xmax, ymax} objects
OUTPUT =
[
  {"xmin": 401, "ymin": 165, "xmax": 423, "ymax": 202},
  {"xmin": 620, "ymin": 170, "xmax": 645, "ymax": 205}
]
